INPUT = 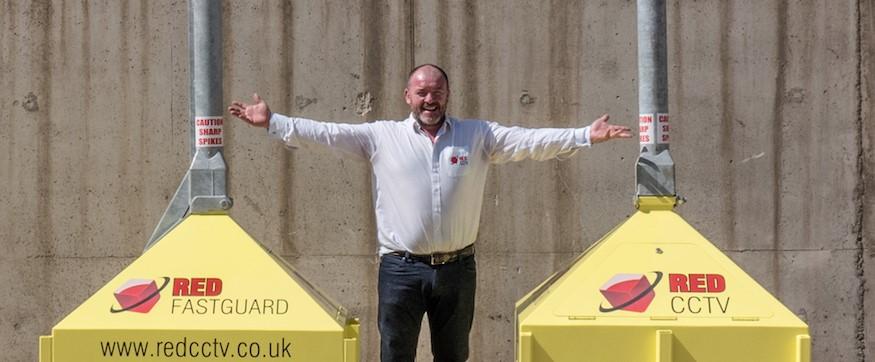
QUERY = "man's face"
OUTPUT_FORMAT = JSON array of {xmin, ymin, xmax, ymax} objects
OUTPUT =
[{"xmin": 405, "ymin": 67, "xmax": 449, "ymax": 126}]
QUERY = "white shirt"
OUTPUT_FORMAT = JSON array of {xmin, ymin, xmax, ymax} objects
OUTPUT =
[{"xmin": 268, "ymin": 113, "xmax": 591, "ymax": 256}]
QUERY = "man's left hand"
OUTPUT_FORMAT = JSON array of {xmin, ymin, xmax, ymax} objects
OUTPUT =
[{"xmin": 589, "ymin": 114, "xmax": 632, "ymax": 144}]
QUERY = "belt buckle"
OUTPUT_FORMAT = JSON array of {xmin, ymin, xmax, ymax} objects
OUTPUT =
[{"xmin": 431, "ymin": 253, "xmax": 450, "ymax": 265}]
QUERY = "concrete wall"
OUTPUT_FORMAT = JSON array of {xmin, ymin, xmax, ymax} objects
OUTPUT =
[{"xmin": 1, "ymin": 0, "xmax": 871, "ymax": 361}]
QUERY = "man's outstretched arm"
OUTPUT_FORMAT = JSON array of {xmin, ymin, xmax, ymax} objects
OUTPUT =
[
  {"xmin": 228, "ymin": 93, "xmax": 375, "ymax": 159},
  {"xmin": 486, "ymin": 114, "xmax": 632, "ymax": 163}
]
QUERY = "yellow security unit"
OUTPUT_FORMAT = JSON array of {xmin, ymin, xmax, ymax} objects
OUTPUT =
[
  {"xmin": 40, "ymin": 215, "xmax": 359, "ymax": 361},
  {"xmin": 516, "ymin": 198, "xmax": 810, "ymax": 362}
]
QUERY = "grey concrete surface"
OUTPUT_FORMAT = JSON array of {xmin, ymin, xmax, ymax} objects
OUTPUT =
[
  {"xmin": 1, "ymin": 0, "xmax": 871, "ymax": 361},
  {"xmin": 727, "ymin": 250, "xmax": 860, "ymax": 360}
]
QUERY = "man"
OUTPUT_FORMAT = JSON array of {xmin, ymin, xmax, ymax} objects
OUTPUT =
[{"xmin": 228, "ymin": 64, "xmax": 631, "ymax": 361}]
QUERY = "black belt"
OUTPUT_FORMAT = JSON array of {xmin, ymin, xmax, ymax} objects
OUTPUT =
[{"xmin": 388, "ymin": 244, "xmax": 475, "ymax": 265}]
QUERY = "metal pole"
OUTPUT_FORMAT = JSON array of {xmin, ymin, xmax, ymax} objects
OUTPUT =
[
  {"xmin": 190, "ymin": 0, "xmax": 224, "ymax": 159},
  {"xmin": 636, "ymin": 0, "xmax": 676, "ymax": 199},
  {"xmin": 145, "ymin": 0, "xmax": 230, "ymax": 250},
  {"xmin": 187, "ymin": 0, "xmax": 231, "ymax": 214}
]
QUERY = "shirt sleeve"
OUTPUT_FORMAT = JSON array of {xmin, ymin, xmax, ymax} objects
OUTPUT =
[
  {"xmin": 267, "ymin": 113, "xmax": 376, "ymax": 159},
  {"xmin": 484, "ymin": 121, "xmax": 591, "ymax": 164}
]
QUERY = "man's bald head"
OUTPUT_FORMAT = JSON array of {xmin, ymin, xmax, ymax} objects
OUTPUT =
[{"xmin": 407, "ymin": 64, "xmax": 449, "ymax": 90}]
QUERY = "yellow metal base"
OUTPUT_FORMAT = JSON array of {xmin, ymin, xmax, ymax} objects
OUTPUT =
[
  {"xmin": 516, "ymin": 208, "xmax": 810, "ymax": 362},
  {"xmin": 40, "ymin": 215, "xmax": 359, "ymax": 361},
  {"xmin": 519, "ymin": 325, "xmax": 810, "ymax": 362},
  {"xmin": 636, "ymin": 195, "xmax": 677, "ymax": 211}
]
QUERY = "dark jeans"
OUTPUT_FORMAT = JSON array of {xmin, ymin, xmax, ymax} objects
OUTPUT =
[{"xmin": 378, "ymin": 253, "xmax": 477, "ymax": 362}]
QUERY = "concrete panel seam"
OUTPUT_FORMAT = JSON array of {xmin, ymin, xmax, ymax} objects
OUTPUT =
[
  {"xmin": 726, "ymin": 248, "xmax": 860, "ymax": 253},
  {"xmin": 771, "ymin": 0, "xmax": 788, "ymax": 299},
  {"xmin": 23, "ymin": 255, "xmax": 137, "ymax": 260},
  {"xmin": 15, "ymin": 248, "xmax": 854, "ymax": 260},
  {"xmin": 407, "ymin": 0, "xmax": 415, "ymax": 68},
  {"xmin": 854, "ymin": 1, "xmax": 867, "ymax": 361},
  {"xmin": 279, "ymin": 254, "xmax": 378, "ymax": 258},
  {"xmin": 478, "ymin": 249, "xmax": 854, "ymax": 255}
]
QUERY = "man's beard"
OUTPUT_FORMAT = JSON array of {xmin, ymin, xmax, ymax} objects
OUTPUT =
[{"xmin": 416, "ymin": 113, "xmax": 445, "ymax": 129}]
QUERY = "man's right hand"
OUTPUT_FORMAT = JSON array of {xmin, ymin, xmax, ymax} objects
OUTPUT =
[
  {"xmin": 228, "ymin": 93, "xmax": 271, "ymax": 128},
  {"xmin": 589, "ymin": 114, "xmax": 632, "ymax": 144}
]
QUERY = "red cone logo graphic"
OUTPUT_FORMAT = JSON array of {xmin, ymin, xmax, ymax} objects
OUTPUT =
[
  {"xmin": 110, "ymin": 277, "xmax": 170, "ymax": 313},
  {"xmin": 599, "ymin": 272, "xmax": 662, "ymax": 313}
]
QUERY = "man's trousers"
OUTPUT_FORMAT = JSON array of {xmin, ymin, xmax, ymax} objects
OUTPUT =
[{"xmin": 378, "ymin": 253, "xmax": 477, "ymax": 362}]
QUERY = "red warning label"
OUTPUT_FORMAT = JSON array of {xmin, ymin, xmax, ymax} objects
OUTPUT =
[
  {"xmin": 657, "ymin": 113, "xmax": 670, "ymax": 144},
  {"xmin": 639, "ymin": 114, "xmax": 655, "ymax": 144},
  {"xmin": 196, "ymin": 117, "xmax": 224, "ymax": 147}
]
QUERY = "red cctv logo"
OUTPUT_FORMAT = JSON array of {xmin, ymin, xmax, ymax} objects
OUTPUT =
[
  {"xmin": 598, "ymin": 272, "xmax": 662, "ymax": 313},
  {"xmin": 598, "ymin": 272, "xmax": 731, "ymax": 314}
]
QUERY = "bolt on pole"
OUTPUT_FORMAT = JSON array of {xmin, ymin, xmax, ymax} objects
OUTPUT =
[{"xmin": 636, "ymin": 0, "xmax": 676, "ymax": 200}]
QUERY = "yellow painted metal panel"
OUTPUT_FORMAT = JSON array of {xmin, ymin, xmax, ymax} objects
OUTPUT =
[
  {"xmin": 516, "ymin": 209, "xmax": 809, "ymax": 361},
  {"xmin": 51, "ymin": 330, "xmax": 341, "ymax": 361},
  {"xmin": 796, "ymin": 334, "xmax": 811, "ymax": 362},
  {"xmin": 344, "ymin": 321, "xmax": 360, "ymax": 362},
  {"xmin": 522, "ymin": 325, "xmax": 807, "ymax": 362},
  {"xmin": 39, "ymin": 336, "xmax": 52, "ymax": 362},
  {"xmin": 41, "ymin": 215, "xmax": 359, "ymax": 361},
  {"xmin": 655, "ymin": 329, "xmax": 672, "ymax": 362},
  {"xmin": 519, "ymin": 331, "xmax": 532, "ymax": 362},
  {"xmin": 636, "ymin": 196, "xmax": 677, "ymax": 210}
]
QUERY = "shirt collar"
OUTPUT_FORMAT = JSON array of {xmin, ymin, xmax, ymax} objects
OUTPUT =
[{"xmin": 408, "ymin": 113, "xmax": 453, "ymax": 135}]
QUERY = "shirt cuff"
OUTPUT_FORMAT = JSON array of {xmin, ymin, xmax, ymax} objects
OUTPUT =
[
  {"xmin": 575, "ymin": 126, "xmax": 592, "ymax": 147},
  {"xmin": 267, "ymin": 113, "xmax": 300, "ymax": 148}
]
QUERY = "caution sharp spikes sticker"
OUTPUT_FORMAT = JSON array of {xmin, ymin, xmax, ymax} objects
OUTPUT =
[
  {"xmin": 657, "ymin": 113, "xmax": 670, "ymax": 145},
  {"xmin": 196, "ymin": 117, "xmax": 224, "ymax": 148},
  {"xmin": 638, "ymin": 114, "xmax": 654, "ymax": 145},
  {"xmin": 639, "ymin": 113, "xmax": 670, "ymax": 146}
]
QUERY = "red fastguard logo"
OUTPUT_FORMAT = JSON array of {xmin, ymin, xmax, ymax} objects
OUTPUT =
[
  {"xmin": 110, "ymin": 277, "xmax": 290, "ymax": 316},
  {"xmin": 110, "ymin": 277, "xmax": 171, "ymax": 313},
  {"xmin": 599, "ymin": 272, "xmax": 729, "ymax": 314},
  {"xmin": 110, "ymin": 277, "xmax": 222, "ymax": 314}
]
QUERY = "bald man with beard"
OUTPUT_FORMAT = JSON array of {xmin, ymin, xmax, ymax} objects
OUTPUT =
[{"xmin": 229, "ymin": 64, "xmax": 631, "ymax": 362}]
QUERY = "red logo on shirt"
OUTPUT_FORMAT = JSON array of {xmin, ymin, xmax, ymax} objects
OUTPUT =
[{"xmin": 450, "ymin": 155, "xmax": 468, "ymax": 165}]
